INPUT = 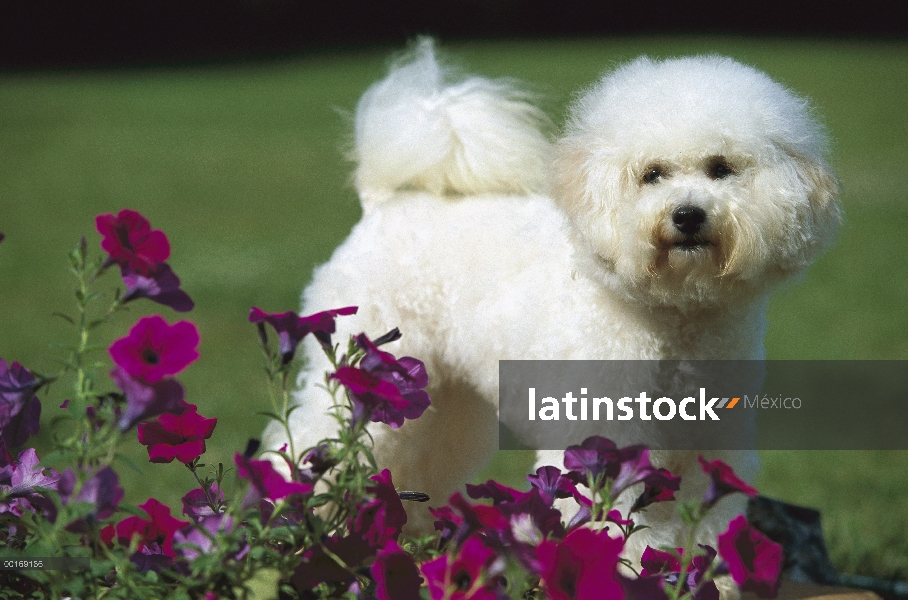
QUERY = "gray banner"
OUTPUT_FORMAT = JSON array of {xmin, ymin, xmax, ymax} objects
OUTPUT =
[{"xmin": 498, "ymin": 361, "xmax": 908, "ymax": 450}]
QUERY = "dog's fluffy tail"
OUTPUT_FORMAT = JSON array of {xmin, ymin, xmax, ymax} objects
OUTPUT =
[{"xmin": 353, "ymin": 38, "xmax": 552, "ymax": 209}]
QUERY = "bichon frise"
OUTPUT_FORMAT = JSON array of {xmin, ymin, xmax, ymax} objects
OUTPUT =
[{"xmin": 265, "ymin": 39, "xmax": 839, "ymax": 564}]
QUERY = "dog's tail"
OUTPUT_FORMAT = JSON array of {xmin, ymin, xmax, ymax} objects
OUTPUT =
[{"xmin": 352, "ymin": 38, "xmax": 552, "ymax": 209}]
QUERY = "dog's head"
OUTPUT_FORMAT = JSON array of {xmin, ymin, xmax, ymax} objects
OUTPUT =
[{"xmin": 555, "ymin": 56, "xmax": 840, "ymax": 308}]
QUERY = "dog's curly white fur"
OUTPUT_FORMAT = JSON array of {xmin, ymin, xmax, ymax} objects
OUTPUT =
[{"xmin": 265, "ymin": 39, "xmax": 839, "ymax": 569}]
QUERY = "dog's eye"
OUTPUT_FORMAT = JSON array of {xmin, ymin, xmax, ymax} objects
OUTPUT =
[
  {"xmin": 706, "ymin": 157, "xmax": 736, "ymax": 180},
  {"xmin": 641, "ymin": 165, "xmax": 667, "ymax": 185}
]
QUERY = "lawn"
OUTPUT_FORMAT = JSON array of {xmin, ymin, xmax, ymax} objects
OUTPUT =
[{"xmin": 1, "ymin": 36, "xmax": 906, "ymax": 583}]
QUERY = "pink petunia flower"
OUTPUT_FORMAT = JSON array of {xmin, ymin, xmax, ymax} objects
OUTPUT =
[
  {"xmin": 290, "ymin": 534, "xmax": 373, "ymax": 591},
  {"xmin": 101, "ymin": 497, "xmax": 190, "ymax": 558},
  {"xmin": 120, "ymin": 263, "xmax": 194, "ymax": 313},
  {"xmin": 352, "ymin": 469, "xmax": 408, "ymax": 548},
  {"xmin": 698, "ymin": 456, "xmax": 759, "ymax": 508},
  {"xmin": 422, "ymin": 536, "xmax": 500, "ymax": 600},
  {"xmin": 96, "ymin": 209, "xmax": 170, "ymax": 276},
  {"xmin": 563, "ymin": 436, "xmax": 622, "ymax": 482},
  {"xmin": 234, "ymin": 454, "xmax": 313, "ymax": 504},
  {"xmin": 58, "ymin": 466, "xmax": 124, "ymax": 533},
  {"xmin": 527, "ymin": 465, "xmax": 585, "ymax": 505},
  {"xmin": 110, "ymin": 366, "xmax": 185, "ymax": 431},
  {"xmin": 0, "ymin": 358, "xmax": 42, "ymax": 448},
  {"xmin": 640, "ymin": 545, "xmax": 719, "ymax": 600},
  {"xmin": 564, "ymin": 436, "xmax": 664, "ymax": 501},
  {"xmin": 137, "ymin": 403, "xmax": 217, "ymax": 464},
  {"xmin": 442, "ymin": 487, "xmax": 561, "ymax": 569},
  {"xmin": 371, "ymin": 540, "xmax": 423, "ymax": 600},
  {"xmin": 248, "ymin": 306, "xmax": 358, "ymax": 364},
  {"xmin": 718, "ymin": 515, "xmax": 783, "ymax": 598},
  {"xmin": 109, "ymin": 315, "xmax": 200, "ymax": 383},
  {"xmin": 182, "ymin": 483, "xmax": 224, "ymax": 521},
  {"xmin": 536, "ymin": 527, "xmax": 625, "ymax": 600},
  {"xmin": 332, "ymin": 333, "xmax": 430, "ymax": 429},
  {"xmin": 172, "ymin": 513, "xmax": 247, "ymax": 562},
  {"xmin": 429, "ymin": 505, "xmax": 464, "ymax": 549},
  {"xmin": 632, "ymin": 467, "xmax": 682, "ymax": 512}
]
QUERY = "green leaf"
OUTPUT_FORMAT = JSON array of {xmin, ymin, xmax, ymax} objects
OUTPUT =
[
  {"xmin": 35, "ymin": 451, "xmax": 69, "ymax": 468},
  {"xmin": 116, "ymin": 504, "xmax": 147, "ymax": 518},
  {"xmin": 253, "ymin": 410, "xmax": 284, "ymax": 422},
  {"xmin": 308, "ymin": 494, "xmax": 332, "ymax": 508},
  {"xmin": 114, "ymin": 452, "xmax": 146, "ymax": 475},
  {"xmin": 87, "ymin": 319, "xmax": 109, "ymax": 331},
  {"xmin": 361, "ymin": 448, "xmax": 379, "ymax": 471},
  {"xmin": 52, "ymin": 312, "xmax": 75, "ymax": 325}
]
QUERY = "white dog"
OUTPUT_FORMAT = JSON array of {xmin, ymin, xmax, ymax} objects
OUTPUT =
[{"xmin": 265, "ymin": 39, "xmax": 839, "ymax": 566}]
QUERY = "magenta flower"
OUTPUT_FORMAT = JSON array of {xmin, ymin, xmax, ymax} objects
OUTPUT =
[
  {"xmin": 606, "ymin": 509, "xmax": 633, "ymax": 526},
  {"xmin": 371, "ymin": 540, "xmax": 423, "ymax": 600},
  {"xmin": 101, "ymin": 497, "xmax": 190, "ymax": 558},
  {"xmin": 234, "ymin": 454, "xmax": 313, "ymax": 504},
  {"xmin": 563, "ymin": 436, "xmax": 621, "ymax": 481},
  {"xmin": 718, "ymin": 515, "xmax": 783, "ymax": 598},
  {"xmin": 564, "ymin": 436, "xmax": 669, "ymax": 501},
  {"xmin": 430, "ymin": 505, "xmax": 464, "ymax": 549},
  {"xmin": 620, "ymin": 573, "xmax": 671, "ymax": 600},
  {"xmin": 299, "ymin": 443, "xmax": 336, "ymax": 479},
  {"xmin": 290, "ymin": 534, "xmax": 373, "ymax": 591},
  {"xmin": 698, "ymin": 456, "xmax": 759, "ymax": 508},
  {"xmin": 110, "ymin": 366, "xmax": 186, "ymax": 430},
  {"xmin": 640, "ymin": 545, "xmax": 719, "ymax": 600},
  {"xmin": 536, "ymin": 527, "xmax": 625, "ymax": 600},
  {"xmin": 610, "ymin": 446, "xmax": 658, "ymax": 498},
  {"xmin": 120, "ymin": 263, "xmax": 194, "ymax": 313},
  {"xmin": 466, "ymin": 482, "xmax": 563, "ymax": 540},
  {"xmin": 632, "ymin": 467, "xmax": 682, "ymax": 512},
  {"xmin": 527, "ymin": 465, "xmax": 585, "ymax": 505},
  {"xmin": 332, "ymin": 333, "xmax": 430, "ymax": 429},
  {"xmin": 58, "ymin": 466, "xmax": 124, "ymax": 532},
  {"xmin": 173, "ymin": 513, "xmax": 246, "ymax": 561},
  {"xmin": 0, "ymin": 358, "xmax": 42, "ymax": 447},
  {"xmin": 129, "ymin": 542, "xmax": 173, "ymax": 573},
  {"xmin": 137, "ymin": 403, "xmax": 217, "ymax": 464},
  {"xmin": 109, "ymin": 315, "xmax": 200, "ymax": 383},
  {"xmin": 96, "ymin": 209, "xmax": 170, "ymax": 275},
  {"xmin": 466, "ymin": 479, "xmax": 524, "ymax": 505},
  {"xmin": 182, "ymin": 483, "xmax": 224, "ymax": 521},
  {"xmin": 353, "ymin": 469, "xmax": 409, "ymax": 548},
  {"xmin": 446, "ymin": 492, "xmax": 509, "ymax": 540},
  {"xmin": 249, "ymin": 306, "xmax": 358, "ymax": 364},
  {"xmin": 422, "ymin": 536, "xmax": 500, "ymax": 600},
  {"xmin": 641, "ymin": 546, "xmax": 682, "ymax": 576}
]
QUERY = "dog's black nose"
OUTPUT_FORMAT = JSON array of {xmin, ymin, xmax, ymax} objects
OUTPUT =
[{"xmin": 672, "ymin": 205, "xmax": 706, "ymax": 235}]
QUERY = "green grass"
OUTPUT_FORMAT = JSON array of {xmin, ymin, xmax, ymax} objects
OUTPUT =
[{"xmin": 2, "ymin": 37, "xmax": 906, "ymax": 582}]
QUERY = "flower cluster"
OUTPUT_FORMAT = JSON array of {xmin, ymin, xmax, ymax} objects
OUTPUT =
[{"xmin": 0, "ymin": 211, "xmax": 785, "ymax": 600}]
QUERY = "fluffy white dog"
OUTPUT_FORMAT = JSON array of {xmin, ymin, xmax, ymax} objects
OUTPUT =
[{"xmin": 265, "ymin": 39, "xmax": 839, "ymax": 566}]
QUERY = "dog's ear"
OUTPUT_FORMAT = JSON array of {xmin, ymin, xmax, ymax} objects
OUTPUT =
[
  {"xmin": 552, "ymin": 141, "xmax": 592, "ymax": 223},
  {"xmin": 791, "ymin": 151, "xmax": 842, "ymax": 265},
  {"xmin": 552, "ymin": 139, "xmax": 626, "ymax": 263}
]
